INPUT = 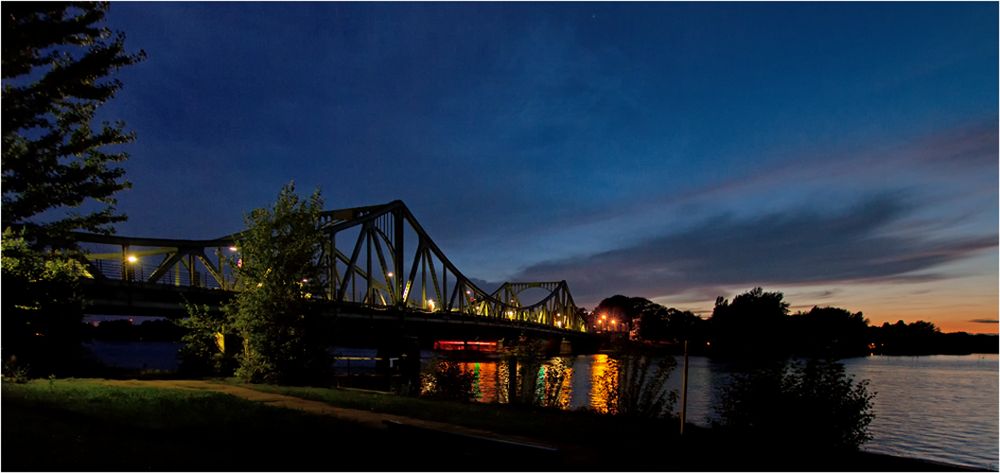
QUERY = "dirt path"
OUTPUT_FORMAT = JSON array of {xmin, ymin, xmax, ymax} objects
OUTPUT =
[{"xmin": 98, "ymin": 379, "xmax": 558, "ymax": 451}]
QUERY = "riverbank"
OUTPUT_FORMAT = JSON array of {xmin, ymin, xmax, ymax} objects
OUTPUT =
[{"xmin": 1, "ymin": 378, "xmax": 978, "ymax": 471}]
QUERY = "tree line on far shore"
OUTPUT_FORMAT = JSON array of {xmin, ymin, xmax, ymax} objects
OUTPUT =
[
  {"xmin": 80, "ymin": 287, "xmax": 999, "ymax": 360},
  {"xmin": 590, "ymin": 289, "xmax": 998, "ymax": 359}
]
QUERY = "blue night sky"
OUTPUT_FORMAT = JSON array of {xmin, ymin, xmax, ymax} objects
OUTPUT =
[{"xmin": 96, "ymin": 2, "xmax": 997, "ymax": 332}]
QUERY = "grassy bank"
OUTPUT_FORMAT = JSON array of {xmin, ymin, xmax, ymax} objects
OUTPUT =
[
  {"xmin": 2, "ymin": 379, "xmax": 543, "ymax": 471},
  {"xmin": 245, "ymin": 382, "xmax": 668, "ymax": 446},
  {"xmin": 3, "ymin": 379, "xmax": 965, "ymax": 471},
  {"xmin": 245, "ymin": 382, "xmax": 968, "ymax": 471}
]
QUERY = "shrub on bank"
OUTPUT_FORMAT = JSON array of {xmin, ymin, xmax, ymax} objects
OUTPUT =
[{"xmin": 713, "ymin": 358, "xmax": 875, "ymax": 451}]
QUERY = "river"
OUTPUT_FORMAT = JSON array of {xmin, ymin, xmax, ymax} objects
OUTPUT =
[
  {"xmin": 86, "ymin": 342, "xmax": 998, "ymax": 470},
  {"xmin": 446, "ymin": 353, "xmax": 999, "ymax": 470}
]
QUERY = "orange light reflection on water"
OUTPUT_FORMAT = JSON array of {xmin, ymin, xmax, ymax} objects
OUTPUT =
[{"xmin": 590, "ymin": 354, "xmax": 614, "ymax": 413}]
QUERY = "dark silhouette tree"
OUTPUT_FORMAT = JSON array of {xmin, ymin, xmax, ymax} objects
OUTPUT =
[
  {"xmin": 593, "ymin": 295, "xmax": 659, "ymax": 333},
  {"xmin": 709, "ymin": 287, "xmax": 789, "ymax": 358},
  {"xmin": 2, "ymin": 2, "xmax": 143, "ymax": 378},
  {"xmin": 3, "ymin": 2, "xmax": 145, "ymax": 243},
  {"xmin": 788, "ymin": 306, "xmax": 869, "ymax": 358},
  {"xmin": 870, "ymin": 320, "xmax": 944, "ymax": 355},
  {"xmin": 640, "ymin": 307, "xmax": 706, "ymax": 344}
]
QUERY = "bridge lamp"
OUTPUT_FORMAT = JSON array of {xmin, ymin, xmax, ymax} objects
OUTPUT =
[
  {"xmin": 126, "ymin": 255, "xmax": 138, "ymax": 264},
  {"xmin": 386, "ymin": 272, "xmax": 394, "ymax": 278},
  {"xmin": 228, "ymin": 246, "xmax": 238, "ymax": 252},
  {"xmin": 427, "ymin": 299, "xmax": 436, "ymax": 311}
]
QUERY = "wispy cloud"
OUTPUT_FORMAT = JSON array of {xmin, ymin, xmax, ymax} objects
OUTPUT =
[
  {"xmin": 516, "ymin": 192, "xmax": 996, "ymax": 305},
  {"xmin": 969, "ymin": 319, "xmax": 999, "ymax": 324}
]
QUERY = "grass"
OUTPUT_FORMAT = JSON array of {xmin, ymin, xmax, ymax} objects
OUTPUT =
[
  {"xmin": 1, "ymin": 379, "xmax": 522, "ymax": 471},
  {"xmin": 242, "ymin": 381, "xmax": 668, "ymax": 445},
  {"xmin": 3, "ymin": 378, "xmax": 961, "ymax": 471},
  {"xmin": 239, "ymin": 382, "xmax": 965, "ymax": 471}
]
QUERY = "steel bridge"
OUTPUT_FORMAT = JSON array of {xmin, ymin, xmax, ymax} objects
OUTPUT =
[{"xmin": 73, "ymin": 201, "xmax": 587, "ymax": 337}]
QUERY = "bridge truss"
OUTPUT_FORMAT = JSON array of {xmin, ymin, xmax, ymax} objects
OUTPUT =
[{"xmin": 73, "ymin": 201, "xmax": 586, "ymax": 332}]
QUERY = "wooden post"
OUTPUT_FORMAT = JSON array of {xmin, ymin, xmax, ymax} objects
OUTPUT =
[{"xmin": 680, "ymin": 339, "xmax": 689, "ymax": 435}]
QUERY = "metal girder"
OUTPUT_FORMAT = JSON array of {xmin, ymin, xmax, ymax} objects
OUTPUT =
[{"xmin": 69, "ymin": 200, "xmax": 588, "ymax": 332}]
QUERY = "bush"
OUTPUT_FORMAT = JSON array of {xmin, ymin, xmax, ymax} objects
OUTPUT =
[
  {"xmin": 176, "ymin": 303, "xmax": 237, "ymax": 377},
  {"xmin": 595, "ymin": 346, "xmax": 677, "ymax": 418},
  {"xmin": 714, "ymin": 359, "xmax": 875, "ymax": 451},
  {"xmin": 420, "ymin": 360, "xmax": 478, "ymax": 402}
]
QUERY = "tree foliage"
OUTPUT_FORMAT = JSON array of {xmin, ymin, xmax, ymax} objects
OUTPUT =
[
  {"xmin": 1, "ymin": 228, "xmax": 91, "ymax": 376},
  {"xmin": 639, "ymin": 307, "xmax": 705, "ymax": 344},
  {"xmin": 714, "ymin": 359, "xmax": 875, "ymax": 451},
  {"xmin": 788, "ymin": 306, "xmax": 869, "ymax": 358},
  {"xmin": 3, "ymin": 2, "xmax": 145, "ymax": 242},
  {"xmin": 176, "ymin": 303, "xmax": 237, "ymax": 377},
  {"xmin": 710, "ymin": 287, "xmax": 790, "ymax": 357},
  {"xmin": 228, "ymin": 183, "xmax": 330, "ymax": 384}
]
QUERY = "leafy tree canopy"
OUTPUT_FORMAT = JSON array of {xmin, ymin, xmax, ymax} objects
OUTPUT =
[
  {"xmin": 229, "ymin": 183, "xmax": 330, "ymax": 385},
  {"xmin": 2, "ymin": 2, "xmax": 145, "ymax": 244}
]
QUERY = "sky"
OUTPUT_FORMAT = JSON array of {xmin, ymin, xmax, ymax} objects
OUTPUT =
[{"xmin": 92, "ymin": 2, "xmax": 997, "ymax": 333}]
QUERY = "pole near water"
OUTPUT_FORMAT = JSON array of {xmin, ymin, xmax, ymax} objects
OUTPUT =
[{"xmin": 680, "ymin": 339, "xmax": 689, "ymax": 435}]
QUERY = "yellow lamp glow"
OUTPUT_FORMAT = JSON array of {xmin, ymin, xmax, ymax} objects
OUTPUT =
[{"xmin": 126, "ymin": 255, "xmax": 138, "ymax": 263}]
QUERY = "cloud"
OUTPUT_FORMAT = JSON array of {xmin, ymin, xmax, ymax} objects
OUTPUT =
[
  {"xmin": 515, "ymin": 193, "xmax": 996, "ymax": 305},
  {"xmin": 545, "ymin": 119, "xmax": 999, "ymax": 233},
  {"xmin": 969, "ymin": 319, "xmax": 999, "ymax": 324}
]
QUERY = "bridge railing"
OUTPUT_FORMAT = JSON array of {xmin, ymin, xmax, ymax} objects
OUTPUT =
[{"xmin": 73, "ymin": 234, "xmax": 238, "ymax": 291}]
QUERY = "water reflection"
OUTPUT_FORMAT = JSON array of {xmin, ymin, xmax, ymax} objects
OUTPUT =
[
  {"xmin": 590, "ymin": 354, "xmax": 612, "ymax": 413},
  {"xmin": 541, "ymin": 356, "xmax": 573, "ymax": 409},
  {"xmin": 448, "ymin": 355, "xmax": 617, "ymax": 411},
  {"xmin": 444, "ymin": 354, "xmax": 998, "ymax": 470}
]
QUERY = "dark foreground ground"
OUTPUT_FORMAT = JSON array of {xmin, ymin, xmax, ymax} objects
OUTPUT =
[{"xmin": 1, "ymin": 379, "xmax": 972, "ymax": 471}]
